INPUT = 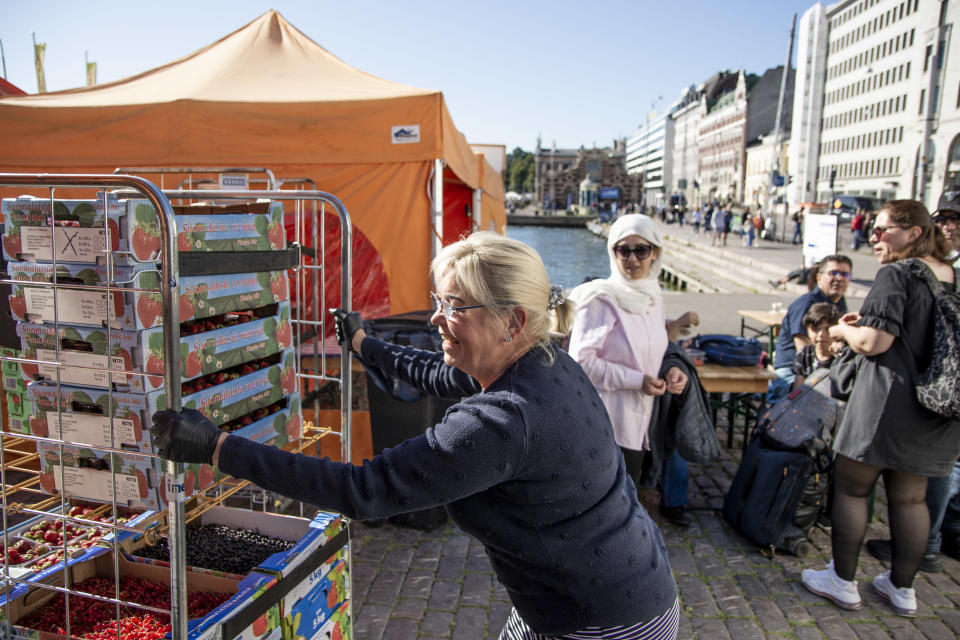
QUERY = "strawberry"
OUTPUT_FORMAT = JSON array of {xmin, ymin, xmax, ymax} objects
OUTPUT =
[
  {"xmin": 2, "ymin": 234, "xmax": 22, "ymax": 259},
  {"xmin": 177, "ymin": 232, "xmax": 192, "ymax": 253},
  {"xmin": 137, "ymin": 294, "xmax": 161, "ymax": 328},
  {"xmin": 117, "ymin": 348, "xmax": 134, "ymax": 383},
  {"xmin": 146, "ymin": 353, "xmax": 165, "ymax": 388},
  {"xmin": 251, "ymin": 613, "xmax": 268, "ymax": 637},
  {"xmin": 286, "ymin": 413, "xmax": 301, "ymax": 443},
  {"xmin": 184, "ymin": 350, "xmax": 203, "ymax": 378},
  {"xmin": 134, "ymin": 469, "xmax": 149, "ymax": 499},
  {"xmin": 112, "ymin": 290, "xmax": 125, "ymax": 321},
  {"xmin": 131, "ymin": 225, "xmax": 160, "ymax": 261},
  {"xmin": 280, "ymin": 367, "xmax": 297, "ymax": 394},
  {"xmin": 332, "ymin": 621, "xmax": 342, "ymax": 640},
  {"xmin": 275, "ymin": 320, "xmax": 292, "ymax": 349},
  {"xmin": 126, "ymin": 409, "xmax": 143, "ymax": 442},
  {"xmin": 270, "ymin": 276, "xmax": 287, "ymax": 301},
  {"xmin": 197, "ymin": 464, "xmax": 214, "ymax": 489},
  {"xmin": 9, "ymin": 295, "xmax": 27, "ymax": 320},
  {"xmin": 38, "ymin": 472, "xmax": 56, "ymax": 494},
  {"xmin": 179, "ymin": 294, "xmax": 195, "ymax": 323},
  {"xmin": 267, "ymin": 223, "xmax": 285, "ymax": 250},
  {"xmin": 107, "ymin": 218, "xmax": 121, "ymax": 251},
  {"xmin": 21, "ymin": 359, "xmax": 40, "ymax": 380},
  {"xmin": 327, "ymin": 582, "xmax": 339, "ymax": 610}
]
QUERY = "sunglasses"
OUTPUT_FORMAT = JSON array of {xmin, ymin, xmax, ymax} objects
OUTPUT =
[
  {"xmin": 823, "ymin": 270, "xmax": 852, "ymax": 279},
  {"xmin": 869, "ymin": 224, "xmax": 905, "ymax": 238},
  {"xmin": 613, "ymin": 244, "xmax": 654, "ymax": 260},
  {"xmin": 935, "ymin": 213, "xmax": 960, "ymax": 225}
]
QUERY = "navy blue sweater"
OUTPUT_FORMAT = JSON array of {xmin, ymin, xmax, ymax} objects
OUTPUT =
[{"xmin": 219, "ymin": 338, "xmax": 677, "ymax": 634}]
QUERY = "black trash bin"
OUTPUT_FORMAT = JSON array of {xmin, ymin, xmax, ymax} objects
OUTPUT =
[{"xmin": 364, "ymin": 310, "xmax": 453, "ymax": 530}]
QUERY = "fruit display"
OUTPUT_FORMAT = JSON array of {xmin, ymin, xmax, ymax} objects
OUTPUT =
[
  {"xmin": 2, "ymin": 539, "xmax": 49, "ymax": 567},
  {"xmin": 16, "ymin": 575, "xmax": 230, "ymax": 636},
  {"xmin": 131, "ymin": 523, "xmax": 296, "ymax": 575},
  {"xmin": 283, "ymin": 558, "xmax": 349, "ymax": 640},
  {"xmin": 21, "ymin": 517, "xmax": 89, "ymax": 546},
  {"xmin": 1, "ymin": 195, "xmax": 123, "ymax": 263},
  {"xmin": 17, "ymin": 322, "xmax": 139, "ymax": 390}
]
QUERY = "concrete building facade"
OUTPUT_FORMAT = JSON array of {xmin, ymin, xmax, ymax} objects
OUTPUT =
[
  {"xmin": 627, "ymin": 113, "xmax": 674, "ymax": 210},
  {"xmin": 670, "ymin": 86, "xmax": 706, "ymax": 209},
  {"xmin": 790, "ymin": 0, "xmax": 960, "ymax": 210}
]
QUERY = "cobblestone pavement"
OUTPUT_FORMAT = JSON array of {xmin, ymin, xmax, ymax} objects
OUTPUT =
[{"xmin": 350, "ymin": 427, "xmax": 960, "ymax": 639}]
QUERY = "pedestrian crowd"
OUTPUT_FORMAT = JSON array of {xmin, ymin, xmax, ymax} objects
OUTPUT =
[{"xmin": 150, "ymin": 191, "xmax": 960, "ymax": 637}]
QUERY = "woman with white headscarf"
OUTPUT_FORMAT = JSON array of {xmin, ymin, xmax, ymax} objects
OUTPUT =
[{"xmin": 568, "ymin": 214, "xmax": 695, "ymax": 515}]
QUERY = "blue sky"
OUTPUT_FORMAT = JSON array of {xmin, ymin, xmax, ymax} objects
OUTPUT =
[{"xmin": 1, "ymin": 0, "xmax": 818, "ymax": 152}]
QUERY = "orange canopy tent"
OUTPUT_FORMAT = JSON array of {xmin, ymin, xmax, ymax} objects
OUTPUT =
[{"xmin": 0, "ymin": 10, "xmax": 505, "ymax": 316}]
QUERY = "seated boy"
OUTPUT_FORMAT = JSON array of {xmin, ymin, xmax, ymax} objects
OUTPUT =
[{"xmin": 792, "ymin": 302, "xmax": 843, "ymax": 389}]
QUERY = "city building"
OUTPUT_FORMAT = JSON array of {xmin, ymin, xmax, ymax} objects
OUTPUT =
[
  {"xmin": 698, "ymin": 71, "xmax": 752, "ymax": 205},
  {"xmin": 790, "ymin": 0, "xmax": 960, "ymax": 210},
  {"xmin": 745, "ymin": 136, "xmax": 792, "ymax": 215},
  {"xmin": 670, "ymin": 86, "xmax": 706, "ymax": 209},
  {"xmin": 534, "ymin": 139, "xmax": 635, "ymax": 212},
  {"xmin": 627, "ymin": 113, "xmax": 674, "ymax": 210}
]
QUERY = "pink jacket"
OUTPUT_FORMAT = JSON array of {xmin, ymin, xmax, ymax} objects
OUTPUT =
[{"xmin": 568, "ymin": 295, "xmax": 668, "ymax": 451}]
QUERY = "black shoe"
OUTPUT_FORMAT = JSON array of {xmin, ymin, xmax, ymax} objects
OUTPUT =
[
  {"xmin": 658, "ymin": 505, "xmax": 692, "ymax": 527},
  {"xmin": 865, "ymin": 539, "xmax": 943, "ymax": 573}
]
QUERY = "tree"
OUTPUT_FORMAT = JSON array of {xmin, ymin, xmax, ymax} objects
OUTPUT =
[{"xmin": 505, "ymin": 147, "xmax": 534, "ymax": 194}]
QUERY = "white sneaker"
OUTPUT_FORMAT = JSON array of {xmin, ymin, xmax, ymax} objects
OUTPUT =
[
  {"xmin": 872, "ymin": 571, "xmax": 917, "ymax": 617},
  {"xmin": 801, "ymin": 561, "xmax": 863, "ymax": 610}
]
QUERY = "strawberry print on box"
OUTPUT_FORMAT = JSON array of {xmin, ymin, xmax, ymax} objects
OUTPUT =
[
  {"xmin": 124, "ymin": 198, "xmax": 285, "ymax": 262},
  {"xmin": 1, "ymin": 195, "xmax": 124, "ymax": 263}
]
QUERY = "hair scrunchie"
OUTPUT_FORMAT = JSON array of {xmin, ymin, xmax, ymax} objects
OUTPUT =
[{"xmin": 547, "ymin": 285, "xmax": 565, "ymax": 310}]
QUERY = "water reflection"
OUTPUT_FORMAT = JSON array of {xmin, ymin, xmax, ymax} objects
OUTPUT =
[{"xmin": 506, "ymin": 227, "xmax": 610, "ymax": 289}]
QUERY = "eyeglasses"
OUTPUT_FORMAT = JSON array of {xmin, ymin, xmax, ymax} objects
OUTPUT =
[
  {"xmin": 870, "ymin": 224, "xmax": 904, "ymax": 238},
  {"xmin": 824, "ymin": 270, "xmax": 852, "ymax": 279},
  {"xmin": 430, "ymin": 291, "xmax": 487, "ymax": 319},
  {"xmin": 613, "ymin": 244, "xmax": 654, "ymax": 260}
]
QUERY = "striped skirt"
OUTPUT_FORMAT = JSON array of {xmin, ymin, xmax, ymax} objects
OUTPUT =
[{"xmin": 498, "ymin": 598, "xmax": 680, "ymax": 640}]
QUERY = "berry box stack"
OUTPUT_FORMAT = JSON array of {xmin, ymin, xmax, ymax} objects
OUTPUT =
[{"xmin": 3, "ymin": 193, "xmax": 302, "ymax": 511}]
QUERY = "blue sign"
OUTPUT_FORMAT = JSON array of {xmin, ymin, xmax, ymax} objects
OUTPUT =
[
  {"xmin": 771, "ymin": 172, "xmax": 785, "ymax": 187},
  {"xmin": 598, "ymin": 187, "xmax": 620, "ymax": 200}
]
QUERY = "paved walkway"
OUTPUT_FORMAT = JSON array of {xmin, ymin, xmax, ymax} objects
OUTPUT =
[{"xmin": 350, "ymin": 425, "xmax": 960, "ymax": 639}]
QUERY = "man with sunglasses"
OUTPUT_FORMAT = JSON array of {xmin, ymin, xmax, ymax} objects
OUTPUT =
[
  {"xmin": 933, "ymin": 190, "xmax": 960, "ymax": 258},
  {"xmin": 768, "ymin": 254, "xmax": 853, "ymax": 404}
]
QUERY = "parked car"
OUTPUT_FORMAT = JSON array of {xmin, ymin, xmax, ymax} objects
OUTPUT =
[{"xmin": 830, "ymin": 194, "xmax": 884, "ymax": 222}]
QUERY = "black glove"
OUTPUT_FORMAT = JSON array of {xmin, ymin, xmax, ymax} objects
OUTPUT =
[
  {"xmin": 150, "ymin": 408, "xmax": 223, "ymax": 465},
  {"xmin": 329, "ymin": 308, "xmax": 364, "ymax": 352}
]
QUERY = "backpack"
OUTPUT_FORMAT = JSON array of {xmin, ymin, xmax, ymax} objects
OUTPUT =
[
  {"xmin": 689, "ymin": 334, "xmax": 764, "ymax": 366},
  {"xmin": 894, "ymin": 259, "xmax": 960, "ymax": 419}
]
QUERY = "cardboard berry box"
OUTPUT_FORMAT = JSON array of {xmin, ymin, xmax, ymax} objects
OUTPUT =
[
  {"xmin": 140, "ymin": 301, "xmax": 293, "ymax": 392},
  {"xmin": 0, "ymin": 549, "xmax": 278, "ymax": 640},
  {"xmin": 28, "ymin": 383, "xmax": 151, "ymax": 453},
  {"xmin": 123, "ymin": 198, "xmax": 286, "ymax": 262},
  {"xmin": 35, "ymin": 440, "xmax": 163, "ymax": 511},
  {"xmin": 163, "ymin": 392, "xmax": 302, "ymax": 504},
  {"xmin": 1, "ymin": 195, "xmax": 124, "ymax": 264},
  {"xmin": 2, "ymin": 195, "xmax": 286, "ymax": 264},
  {"xmin": 8, "ymin": 261, "xmax": 290, "ymax": 331},
  {"xmin": 17, "ymin": 322, "xmax": 142, "ymax": 392},
  {"xmin": 281, "ymin": 559, "xmax": 349, "ymax": 640},
  {"xmin": 146, "ymin": 347, "xmax": 298, "ymax": 429}
]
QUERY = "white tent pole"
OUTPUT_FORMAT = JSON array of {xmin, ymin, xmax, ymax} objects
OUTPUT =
[
  {"xmin": 433, "ymin": 158, "xmax": 445, "ymax": 258},
  {"xmin": 473, "ymin": 188, "xmax": 483, "ymax": 231}
]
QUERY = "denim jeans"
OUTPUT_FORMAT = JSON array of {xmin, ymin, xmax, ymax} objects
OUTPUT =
[
  {"xmin": 661, "ymin": 450, "xmax": 689, "ymax": 508},
  {"xmin": 766, "ymin": 366, "xmax": 795, "ymax": 405},
  {"xmin": 929, "ymin": 460, "xmax": 960, "ymax": 553}
]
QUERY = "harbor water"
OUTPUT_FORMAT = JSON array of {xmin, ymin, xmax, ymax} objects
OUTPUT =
[{"xmin": 506, "ymin": 226, "xmax": 610, "ymax": 289}]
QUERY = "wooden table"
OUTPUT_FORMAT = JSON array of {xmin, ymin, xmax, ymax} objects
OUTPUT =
[
  {"xmin": 738, "ymin": 309, "xmax": 786, "ymax": 355},
  {"xmin": 696, "ymin": 363, "xmax": 778, "ymax": 449}
]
